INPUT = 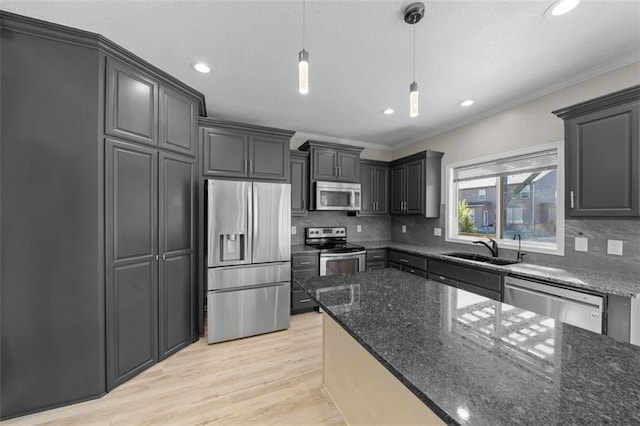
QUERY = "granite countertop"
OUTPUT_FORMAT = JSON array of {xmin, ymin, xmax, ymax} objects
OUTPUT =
[
  {"xmin": 296, "ymin": 269, "xmax": 640, "ymax": 426},
  {"xmin": 356, "ymin": 241, "xmax": 640, "ymax": 298}
]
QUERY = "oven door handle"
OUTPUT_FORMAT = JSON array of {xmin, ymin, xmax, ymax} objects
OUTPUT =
[{"xmin": 321, "ymin": 251, "xmax": 367, "ymax": 258}]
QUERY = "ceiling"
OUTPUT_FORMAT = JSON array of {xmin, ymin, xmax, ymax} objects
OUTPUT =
[{"xmin": 2, "ymin": 1, "xmax": 639, "ymax": 150}]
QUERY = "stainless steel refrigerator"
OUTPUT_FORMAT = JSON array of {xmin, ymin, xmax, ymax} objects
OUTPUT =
[{"xmin": 206, "ymin": 179, "xmax": 291, "ymax": 344}]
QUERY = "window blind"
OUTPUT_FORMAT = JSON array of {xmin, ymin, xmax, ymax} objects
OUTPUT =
[{"xmin": 453, "ymin": 148, "xmax": 558, "ymax": 182}]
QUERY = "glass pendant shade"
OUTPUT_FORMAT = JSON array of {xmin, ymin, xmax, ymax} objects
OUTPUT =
[
  {"xmin": 299, "ymin": 49, "xmax": 309, "ymax": 94},
  {"xmin": 409, "ymin": 81, "xmax": 419, "ymax": 118}
]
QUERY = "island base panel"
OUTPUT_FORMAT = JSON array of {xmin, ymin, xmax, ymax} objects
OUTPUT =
[{"xmin": 322, "ymin": 315, "xmax": 444, "ymax": 425}]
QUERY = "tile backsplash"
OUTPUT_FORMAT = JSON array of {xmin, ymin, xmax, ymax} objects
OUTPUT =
[
  {"xmin": 391, "ymin": 205, "xmax": 640, "ymax": 277},
  {"xmin": 291, "ymin": 211, "xmax": 391, "ymax": 245}
]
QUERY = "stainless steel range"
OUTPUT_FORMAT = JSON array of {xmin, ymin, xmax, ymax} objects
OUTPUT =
[{"xmin": 305, "ymin": 227, "xmax": 366, "ymax": 276}]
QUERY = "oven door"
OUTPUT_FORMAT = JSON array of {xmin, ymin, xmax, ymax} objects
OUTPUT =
[{"xmin": 320, "ymin": 251, "xmax": 366, "ymax": 276}]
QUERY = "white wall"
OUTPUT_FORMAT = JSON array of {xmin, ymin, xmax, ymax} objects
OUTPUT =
[{"xmin": 392, "ymin": 62, "xmax": 640, "ymax": 193}]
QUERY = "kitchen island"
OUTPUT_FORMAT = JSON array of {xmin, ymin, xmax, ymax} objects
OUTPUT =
[{"xmin": 296, "ymin": 268, "xmax": 640, "ymax": 425}]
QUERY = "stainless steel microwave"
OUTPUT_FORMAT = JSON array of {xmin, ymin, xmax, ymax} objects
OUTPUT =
[{"xmin": 316, "ymin": 181, "xmax": 361, "ymax": 211}]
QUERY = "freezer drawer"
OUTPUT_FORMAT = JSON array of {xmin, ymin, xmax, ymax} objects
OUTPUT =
[
  {"xmin": 207, "ymin": 282, "xmax": 290, "ymax": 344},
  {"xmin": 207, "ymin": 262, "xmax": 290, "ymax": 291}
]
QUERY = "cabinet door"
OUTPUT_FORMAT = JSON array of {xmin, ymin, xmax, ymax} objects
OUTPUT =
[
  {"xmin": 390, "ymin": 165, "xmax": 405, "ymax": 214},
  {"xmin": 106, "ymin": 139, "xmax": 158, "ymax": 390},
  {"xmin": 158, "ymin": 152, "xmax": 194, "ymax": 360},
  {"xmin": 159, "ymin": 86, "xmax": 198, "ymax": 156},
  {"xmin": 374, "ymin": 166, "xmax": 389, "ymax": 214},
  {"xmin": 106, "ymin": 58, "xmax": 158, "ymax": 146},
  {"xmin": 291, "ymin": 154, "xmax": 308, "ymax": 215},
  {"xmin": 359, "ymin": 163, "xmax": 375, "ymax": 214},
  {"xmin": 313, "ymin": 148, "xmax": 338, "ymax": 181},
  {"xmin": 202, "ymin": 128, "xmax": 248, "ymax": 177},
  {"xmin": 566, "ymin": 102, "xmax": 639, "ymax": 216},
  {"xmin": 336, "ymin": 151, "xmax": 359, "ymax": 182},
  {"xmin": 249, "ymin": 135, "xmax": 288, "ymax": 181},
  {"xmin": 405, "ymin": 159, "xmax": 425, "ymax": 215}
]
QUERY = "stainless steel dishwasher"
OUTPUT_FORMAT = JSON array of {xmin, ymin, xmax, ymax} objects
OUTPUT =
[{"xmin": 504, "ymin": 275, "xmax": 605, "ymax": 334}]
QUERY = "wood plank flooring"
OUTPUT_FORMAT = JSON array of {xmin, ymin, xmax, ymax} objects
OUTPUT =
[{"xmin": 3, "ymin": 312, "xmax": 344, "ymax": 425}]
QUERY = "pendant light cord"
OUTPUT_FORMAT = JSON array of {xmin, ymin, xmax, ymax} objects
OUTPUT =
[
  {"xmin": 302, "ymin": 0, "xmax": 306, "ymax": 49},
  {"xmin": 412, "ymin": 25, "xmax": 416, "ymax": 81}
]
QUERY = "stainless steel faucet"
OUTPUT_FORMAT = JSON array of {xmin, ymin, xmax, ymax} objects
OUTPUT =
[
  {"xmin": 473, "ymin": 238, "xmax": 498, "ymax": 257},
  {"xmin": 513, "ymin": 233, "xmax": 527, "ymax": 262}
]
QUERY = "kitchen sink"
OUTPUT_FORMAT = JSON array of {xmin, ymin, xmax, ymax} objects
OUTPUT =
[{"xmin": 442, "ymin": 252, "xmax": 519, "ymax": 266}]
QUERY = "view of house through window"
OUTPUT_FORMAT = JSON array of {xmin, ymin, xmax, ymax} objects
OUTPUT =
[{"xmin": 448, "ymin": 144, "xmax": 563, "ymax": 254}]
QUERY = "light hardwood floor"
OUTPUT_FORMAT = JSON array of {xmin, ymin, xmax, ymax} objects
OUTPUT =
[{"xmin": 3, "ymin": 312, "xmax": 344, "ymax": 425}]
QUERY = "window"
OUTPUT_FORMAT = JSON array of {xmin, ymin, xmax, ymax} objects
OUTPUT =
[{"xmin": 446, "ymin": 143, "xmax": 564, "ymax": 255}]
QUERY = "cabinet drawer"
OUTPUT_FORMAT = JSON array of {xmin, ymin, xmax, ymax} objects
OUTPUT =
[
  {"xmin": 428, "ymin": 273, "xmax": 458, "ymax": 288},
  {"xmin": 292, "ymin": 289, "xmax": 318, "ymax": 311},
  {"xmin": 429, "ymin": 259, "xmax": 501, "ymax": 293},
  {"xmin": 366, "ymin": 261, "xmax": 386, "ymax": 271},
  {"xmin": 292, "ymin": 254, "xmax": 318, "ymax": 268},
  {"xmin": 292, "ymin": 268, "xmax": 318, "ymax": 280},
  {"xmin": 404, "ymin": 267, "xmax": 427, "ymax": 278},
  {"xmin": 388, "ymin": 250, "xmax": 427, "ymax": 271},
  {"xmin": 366, "ymin": 249, "xmax": 387, "ymax": 261}
]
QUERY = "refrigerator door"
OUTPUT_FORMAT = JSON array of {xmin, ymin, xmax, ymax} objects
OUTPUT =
[
  {"xmin": 252, "ymin": 182, "xmax": 291, "ymax": 263},
  {"xmin": 207, "ymin": 282, "xmax": 291, "ymax": 343},
  {"xmin": 207, "ymin": 180, "xmax": 251, "ymax": 267}
]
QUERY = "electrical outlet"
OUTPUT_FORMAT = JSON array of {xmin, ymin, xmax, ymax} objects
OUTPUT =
[
  {"xmin": 356, "ymin": 224, "xmax": 362, "ymax": 233},
  {"xmin": 402, "ymin": 225, "xmax": 407, "ymax": 233},
  {"xmin": 434, "ymin": 228, "xmax": 442, "ymax": 237},
  {"xmin": 291, "ymin": 226, "xmax": 296, "ymax": 235},
  {"xmin": 574, "ymin": 237, "xmax": 588, "ymax": 252},
  {"xmin": 607, "ymin": 239, "xmax": 623, "ymax": 256}
]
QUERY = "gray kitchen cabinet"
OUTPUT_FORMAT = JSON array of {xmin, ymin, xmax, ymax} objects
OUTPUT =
[
  {"xmin": 200, "ymin": 119, "xmax": 293, "ymax": 181},
  {"xmin": 553, "ymin": 85, "xmax": 640, "ymax": 217},
  {"xmin": 291, "ymin": 253, "xmax": 319, "ymax": 313},
  {"xmin": 390, "ymin": 151, "xmax": 443, "ymax": 217},
  {"xmin": 106, "ymin": 140, "xmax": 159, "ymax": 389},
  {"xmin": 0, "ymin": 11, "xmax": 205, "ymax": 419},
  {"xmin": 298, "ymin": 140, "xmax": 364, "ymax": 209},
  {"xmin": 387, "ymin": 250, "xmax": 428, "ymax": 277},
  {"xmin": 106, "ymin": 57, "xmax": 158, "ymax": 147},
  {"xmin": 428, "ymin": 258, "xmax": 502, "ymax": 301},
  {"xmin": 360, "ymin": 160, "xmax": 389, "ymax": 215},
  {"xmin": 158, "ymin": 152, "xmax": 195, "ymax": 360},
  {"xmin": 291, "ymin": 151, "xmax": 309, "ymax": 215},
  {"xmin": 159, "ymin": 86, "xmax": 198, "ymax": 156},
  {"xmin": 366, "ymin": 249, "xmax": 387, "ymax": 270}
]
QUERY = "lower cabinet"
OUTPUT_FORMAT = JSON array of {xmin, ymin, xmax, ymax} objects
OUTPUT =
[
  {"xmin": 106, "ymin": 139, "xmax": 194, "ymax": 390},
  {"xmin": 366, "ymin": 249, "xmax": 387, "ymax": 270},
  {"xmin": 388, "ymin": 250, "xmax": 428, "ymax": 278},
  {"xmin": 428, "ymin": 259, "xmax": 502, "ymax": 301},
  {"xmin": 291, "ymin": 253, "xmax": 319, "ymax": 313}
]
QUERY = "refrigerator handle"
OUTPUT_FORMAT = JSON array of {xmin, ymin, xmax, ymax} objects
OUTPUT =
[{"xmin": 251, "ymin": 184, "xmax": 258, "ymax": 262}]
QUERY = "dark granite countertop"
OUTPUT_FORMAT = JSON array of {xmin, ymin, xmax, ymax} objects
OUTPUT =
[
  {"xmin": 357, "ymin": 241, "xmax": 640, "ymax": 298},
  {"xmin": 296, "ymin": 269, "xmax": 640, "ymax": 426},
  {"xmin": 291, "ymin": 244, "xmax": 318, "ymax": 255}
]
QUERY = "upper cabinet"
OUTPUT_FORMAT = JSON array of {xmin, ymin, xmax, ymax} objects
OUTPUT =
[
  {"xmin": 390, "ymin": 151, "xmax": 443, "ymax": 217},
  {"xmin": 298, "ymin": 140, "xmax": 364, "ymax": 210},
  {"xmin": 300, "ymin": 140, "xmax": 363, "ymax": 183},
  {"xmin": 290, "ymin": 151, "xmax": 309, "ymax": 216},
  {"xmin": 200, "ymin": 119, "xmax": 293, "ymax": 181},
  {"xmin": 106, "ymin": 58, "xmax": 199, "ymax": 156},
  {"xmin": 554, "ymin": 85, "xmax": 640, "ymax": 217},
  {"xmin": 360, "ymin": 160, "xmax": 389, "ymax": 215}
]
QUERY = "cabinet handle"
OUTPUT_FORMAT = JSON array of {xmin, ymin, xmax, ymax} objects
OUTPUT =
[
  {"xmin": 374, "ymin": 201, "xmax": 378, "ymax": 211},
  {"xmin": 399, "ymin": 258, "xmax": 409, "ymax": 263},
  {"xmin": 339, "ymin": 167, "xmax": 342, "ymax": 176},
  {"xmin": 439, "ymin": 276, "xmax": 445, "ymax": 280},
  {"xmin": 155, "ymin": 254, "xmax": 159, "ymax": 261},
  {"xmin": 244, "ymin": 160, "xmax": 248, "ymax": 172},
  {"xmin": 250, "ymin": 161, "xmax": 253, "ymax": 172},
  {"xmin": 162, "ymin": 254, "xmax": 166, "ymax": 260},
  {"xmin": 570, "ymin": 190, "xmax": 575, "ymax": 209},
  {"xmin": 373, "ymin": 255, "xmax": 382, "ymax": 259},
  {"xmin": 299, "ymin": 298, "xmax": 311, "ymax": 303},
  {"xmin": 299, "ymin": 261, "xmax": 311, "ymax": 265}
]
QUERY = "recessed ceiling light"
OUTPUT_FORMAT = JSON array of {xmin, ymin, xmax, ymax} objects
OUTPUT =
[
  {"xmin": 191, "ymin": 62, "xmax": 211, "ymax": 74},
  {"xmin": 458, "ymin": 100, "xmax": 474, "ymax": 107},
  {"xmin": 544, "ymin": 0, "xmax": 580, "ymax": 17},
  {"xmin": 382, "ymin": 108, "xmax": 395, "ymax": 115}
]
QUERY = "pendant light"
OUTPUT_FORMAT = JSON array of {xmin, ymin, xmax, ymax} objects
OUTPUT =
[
  {"xmin": 404, "ymin": 2, "xmax": 425, "ymax": 118},
  {"xmin": 298, "ymin": 0, "xmax": 309, "ymax": 94}
]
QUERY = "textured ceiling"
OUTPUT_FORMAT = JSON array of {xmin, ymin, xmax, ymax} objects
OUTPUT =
[{"xmin": 2, "ymin": 1, "xmax": 639, "ymax": 150}]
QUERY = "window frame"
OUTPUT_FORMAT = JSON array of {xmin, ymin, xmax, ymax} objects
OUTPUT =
[{"xmin": 445, "ymin": 142, "xmax": 565, "ymax": 256}]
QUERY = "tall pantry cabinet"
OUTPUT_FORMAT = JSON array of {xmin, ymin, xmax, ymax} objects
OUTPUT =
[{"xmin": 0, "ymin": 11, "xmax": 205, "ymax": 419}]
